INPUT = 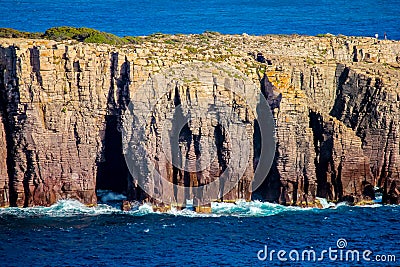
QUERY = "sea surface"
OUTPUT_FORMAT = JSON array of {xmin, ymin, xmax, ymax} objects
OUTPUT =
[
  {"xmin": 0, "ymin": 0, "xmax": 399, "ymax": 39},
  {"xmin": 0, "ymin": 197, "xmax": 399, "ymax": 266},
  {"xmin": 1, "ymin": 1, "xmax": 400, "ymax": 266}
]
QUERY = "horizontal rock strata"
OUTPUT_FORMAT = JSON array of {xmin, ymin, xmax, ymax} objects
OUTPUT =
[{"xmin": 0, "ymin": 33, "xmax": 399, "ymax": 207}]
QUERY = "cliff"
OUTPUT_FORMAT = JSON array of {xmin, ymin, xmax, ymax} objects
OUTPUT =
[{"xmin": 0, "ymin": 33, "xmax": 399, "ymax": 207}]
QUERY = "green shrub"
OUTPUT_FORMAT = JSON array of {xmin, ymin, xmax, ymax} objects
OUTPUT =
[
  {"xmin": 83, "ymin": 32, "xmax": 127, "ymax": 45},
  {"xmin": 122, "ymin": 36, "xmax": 143, "ymax": 44},
  {"xmin": 0, "ymin": 27, "xmax": 175, "ymax": 46},
  {"xmin": 0, "ymin": 28, "xmax": 42, "ymax": 38},
  {"xmin": 43, "ymin": 26, "xmax": 127, "ymax": 45}
]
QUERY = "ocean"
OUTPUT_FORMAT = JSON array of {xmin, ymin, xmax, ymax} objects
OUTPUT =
[
  {"xmin": 0, "ymin": 197, "xmax": 399, "ymax": 266},
  {"xmin": 1, "ymin": 0, "xmax": 400, "ymax": 266},
  {"xmin": 0, "ymin": 0, "xmax": 399, "ymax": 39}
]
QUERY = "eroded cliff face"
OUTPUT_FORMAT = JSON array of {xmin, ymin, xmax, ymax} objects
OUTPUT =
[
  {"xmin": 0, "ymin": 107, "xmax": 8, "ymax": 207},
  {"xmin": 330, "ymin": 64, "xmax": 400, "ymax": 203},
  {"xmin": 121, "ymin": 63, "xmax": 268, "ymax": 206},
  {"xmin": 0, "ymin": 34, "xmax": 399, "ymax": 207}
]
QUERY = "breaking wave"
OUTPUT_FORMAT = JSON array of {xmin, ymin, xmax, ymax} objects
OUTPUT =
[
  {"xmin": 0, "ymin": 197, "xmax": 385, "ymax": 219},
  {"xmin": 0, "ymin": 200, "xmax": 121, "ymax": 218},
  {"xmin": 97, "ymin": 190, "xmax": 127, "ymax": 202},
  {"xmin": 0, "ymin": 200, "xmax": 300, "ymax": 218}
]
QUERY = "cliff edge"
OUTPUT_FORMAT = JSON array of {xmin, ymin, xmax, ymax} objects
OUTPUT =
[{"xmin": 0, "ymin": 33, "xmax": 399, "ymax": 207}]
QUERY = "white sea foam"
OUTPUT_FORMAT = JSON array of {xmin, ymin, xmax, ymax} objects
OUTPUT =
[
  {"xmin": 97, "ymin": 190, "xmax": 127, "ymax": 202},
  {"xmin": 0, "ymin": 198, "xmax": 388, "ymax": 218},
  {"xmin": 0, "ymin": 199, "xmax": 120, "ymax": 218},
  {"xmin": 125, "ymin": 203, "xmax": 154, "ymax": 216},
  {"xmin": 166, "ymin": 207, "xmax": 220, "ymax": 218},
  {"xmin": 316, "ymin": 197, "xmax": 335, "ymax": 209},
  {"xmin": 161, "ymin": 200, "xmax": 315, "ymax": 218},
  {"xmin": 374, "ymin": 195, "xmax": 382, "ymax": 203},
  {"xmin": 353, "ymin": 203, "xmax": 382, "ymax": 208}
]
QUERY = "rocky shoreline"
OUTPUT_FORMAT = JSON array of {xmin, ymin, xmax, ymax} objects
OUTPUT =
[{"xmin": 0, "ymin": 32, "xmax": 399, "ymax": 208}]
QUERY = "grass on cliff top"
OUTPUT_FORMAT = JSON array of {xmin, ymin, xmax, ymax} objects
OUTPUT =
[
  {"xmin": 0, "ymin": 28, "xmax": 42, "ymax": 39},
  {"xmin": 0, "ymin": 27, "xmax": 347, "ymax": 46},
  {"xmin": 1, "ymin": 27, "xmax": 227, "ymax": 46},
  {"xmin": 44, "ymin": 27, "xmax": 129, "ymax": 45},
  {"xmin": 0, "ymin": 27, "xmax": 144, "ymax": 45}
]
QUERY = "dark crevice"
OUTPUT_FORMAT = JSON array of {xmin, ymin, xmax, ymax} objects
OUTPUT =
[
  {"xmin": 96, "ymin": 54, "xmax": 131, "ymax": 195},
  {"xmin": 116, "ymin": 56, "xmax": 131, "ymax": 110},
  {"xmin": 330, "ymin": 64, "xmax": 349, "ymax": 119},
  {"xmin": 214, "ymin": 123, "xmax": 227, "ymax": 201},
  {"xmin": 260, "ymin": 73, "xmax": 282, "ymax": 111},
  {"xmin": 253, "ymin": 145, "xmax": 281, "ymax": 203},
  {"xmin": 0, "ymin": 46, "xmax": 20, "ymax": 207},
  {"xmin": 252, "ymin": 118, "xmax": 281, "ymax": 203},
  {"xmin": 309, "ymin": 110, "xmax": 336, "ymax": 200},
  {"xmin": 73, "ymin": 123, "xmax": 80, "ymax": 145},
  {"xmin": 352, "ymin": 46, "xmax": 359, "ymax": 62},
  {"xmin": 252, "ymin": 75, "xmax": 281, "ymax": 202},
  {"xmin": 29, "ymin": 47, "xmax": 43, "ymax": 87},
  {"xmin": 96, "ymin": 115, "xmax": 128, "ymax": 193},
  {"xmin": 182, "ymin": 123, "xmax": 193, "ymax": 204},
  {"xmin": 0, "ymin": 63, "xmax": 12, "ymax": 207},
  {"xmin": 23, "ymin": 149, "xmax": 34, "ymax": 207},
  {"xmin": 193, "ymin": 132, "xmax": 202, "ymax": 200},
  {"xmin": 289, "ymin": 178, "xmax": 298, "ymax": 205},
  {"xmin": 107, "ymin": 52, "xmax": 118, "ymax": 111},
  {"xmin": 334, "ymin": 158, "xmax": 343, "ymax": 200},
  {"xmin": 169, "ymin": 85, "xmax": 195, "ymax": 204},
  {"xmin": 253, "ymin": 119, "xmax": 261, "ymax": 173}
]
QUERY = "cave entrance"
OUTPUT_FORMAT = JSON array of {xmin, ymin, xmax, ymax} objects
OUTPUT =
[
  {"xmin": 96, "ymin": 115, "xmax": 129, "ymax": 195},
  {"xmin": 96, "ymin": 53, "xmax": 131, "ymax": 198}
]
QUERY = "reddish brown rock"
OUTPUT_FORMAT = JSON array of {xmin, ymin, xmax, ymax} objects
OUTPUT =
[
  {"xmin": 0, "ymin": 111, "xmax": 8, "ymax": 207},
  {"xmin": 0, "ymin": 34, "xmax": 399, "ymax": 207}
]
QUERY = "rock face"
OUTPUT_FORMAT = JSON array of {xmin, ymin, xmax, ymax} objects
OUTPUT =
[
  {"xmin": 122, "ymin": 63, "xmax": 272, "ymax": 206},
  {"xmin": 0, "ymin": 34, "xmax": 399, "ymax": 207},
  {"xmin": 0, "ymin": 107, "xmax": 8, "ymax": 207}
]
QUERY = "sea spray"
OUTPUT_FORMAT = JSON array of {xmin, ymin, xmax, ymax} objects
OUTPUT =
[
  {"xmin": 0, "ymin": 199, "xmax": 120, "ymax": 218},
  {"xmin": 97, "ymin": 190, "xmax": 127, "ymax": 202},
  {"xmin": 0, "ymin": 198, "xmax": 386, "ymax": 219},
  {"xmin": 316, "ymin": 197, "xmax": 336, "ymax": 209}
]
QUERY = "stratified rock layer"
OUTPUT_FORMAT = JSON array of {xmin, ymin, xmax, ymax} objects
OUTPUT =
[
  {"xmin": 122, "ymin": 63, "xmax": 268, "ymax": 206},
  {"xmin": 0, "ymin": 108, "xmax": 8, "ymax": 207},
  {"xmin": 0, "ymin": 33, "xmax": 399, "ymax": 207}
]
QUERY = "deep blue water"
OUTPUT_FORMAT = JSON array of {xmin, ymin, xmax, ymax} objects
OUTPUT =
[
  {"xmin": 0, "ymin": 199, "xmax": 399, "ymax": 266},
  {"xmin": 0, "ymin": 0, "xmax": 399, "ymax": 39}
]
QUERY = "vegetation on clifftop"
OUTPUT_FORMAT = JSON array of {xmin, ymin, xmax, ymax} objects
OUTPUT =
[
  {"xmin": 43, "ymin": 27, "xmax": 128, "ymax": 45},
  {"xmin": 0, "ymin": 27, "xmax": 142, "ymax": 45},
  {"xmin": 0, "ymin": 28, "xmax": 42, "ymax": 39}
]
